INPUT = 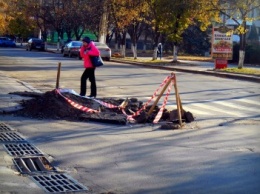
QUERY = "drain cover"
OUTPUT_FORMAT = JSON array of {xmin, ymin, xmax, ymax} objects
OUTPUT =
[
  {"xmin": 3, "ymin": 143, "xmax": 43, "ymax": 157},
  {"xmin": 0, "ymin": 122, "xmax": 15, "ymax": 132},
  {"xmin": 31, "ymin": 173, "xmax": 88, "ymax": 193},
  {"xmin": 13, "ymin": 156, "xmax": 57, "ymax": 174},
  {"xmin": 0, "ymin": 131, "xmax": 25, "ymax": 142}
]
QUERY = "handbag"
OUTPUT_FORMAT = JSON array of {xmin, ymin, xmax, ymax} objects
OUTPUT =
[{"xmin": 90, "ymin": 56, "xmax": 104, "ymax": 67}]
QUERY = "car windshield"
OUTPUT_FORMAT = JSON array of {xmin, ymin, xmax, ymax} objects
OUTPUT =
[{"xmin": 72, "ymin": 42, "xmax": 82, "ymax": 46}]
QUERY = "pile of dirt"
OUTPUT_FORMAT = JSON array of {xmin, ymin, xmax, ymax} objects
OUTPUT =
[{"xmin": 9, "ymin": 90, "xmax": 194, "ymax": 125}]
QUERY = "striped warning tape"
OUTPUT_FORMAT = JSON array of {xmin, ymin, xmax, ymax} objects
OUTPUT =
[
  {"xmin": 121, "ymin": 109, "xmax": 136, "ymax": 122},
  {"xmin": 153, "ymin": 79, "xmax": 173, "ymax": 123},
  {"xmin": 93, "ymin": 98, "xmax": 118, "ymax": 109},
  {"xmin": 57, "ymin": 89, "xmax": 131, "ymax": 120},
  {"xmin": 56, "ymin": 89, "xmax": 99, "ymax": 113},
  {"xmin": 126, "ymin": 75, "xmax": 174, "ymax": 120}
]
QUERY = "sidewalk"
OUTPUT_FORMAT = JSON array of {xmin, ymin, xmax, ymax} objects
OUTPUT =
[{"xmin": 0, "ymin": 72, "xmax": 42, "ymax": 114}]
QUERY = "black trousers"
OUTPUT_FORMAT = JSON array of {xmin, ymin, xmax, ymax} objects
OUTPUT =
[{"xmin": 80, "ymin": 68, "xmax": 96, "ymax": 96}]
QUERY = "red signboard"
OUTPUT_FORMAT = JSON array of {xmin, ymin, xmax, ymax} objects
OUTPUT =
[{"xmin": 215, "ymin": 59, "xmax": 227, "ymax": 69}]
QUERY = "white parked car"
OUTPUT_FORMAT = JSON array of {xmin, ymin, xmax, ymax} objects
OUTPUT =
[{"xmin": 94, "ymin": 42, "xmax": 111, "ymax": 61}]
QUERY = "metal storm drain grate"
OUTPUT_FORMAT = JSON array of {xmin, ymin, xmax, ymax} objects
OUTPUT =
[
  {"xmin": 31, "ymin": 173, "xmax": 88, "ymax": 193},
  {"xmin": 3, "ymin": 143, "xmax": 43, "ymax": 157},
  {"xmin": 0, "ymin": 123, "xmax": 89, "ymax": 193},
  {"xmin": 0, "ymin": 122, "xmax": 15, "ymax": 132},
  {"xmin": 0, "ymin": 131, "xmax": 25, "ymax": 142},
  {"xmin": 13, "ymin": 156, "xmax": 57, "ymax": 174}
]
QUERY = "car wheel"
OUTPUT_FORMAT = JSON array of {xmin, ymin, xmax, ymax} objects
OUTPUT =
[
  {"xmin": 106, "ymin": 57, "xmax": 110, "ymax": 61},
  {"xmin": 63, "ymin": 52, "xmax": 67, "ymax": 57}
]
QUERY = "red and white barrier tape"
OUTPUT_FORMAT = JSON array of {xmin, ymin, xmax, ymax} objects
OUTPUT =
[
  {"xmin": 127, "ymin": 75, "xmax": 172, "ymax": 119},
  {"xmin": 58, "ymin": 88, "xmax": 118, "ymax": 109},
  {"xmin": 121, "ymin": 109, "xmax": 136, "ymax": 122},
  {"xmin": 56, "ymin": 89, "xmax": 99, "ymax": 113},
  {"xmin": 93, "ymin": 98, "xmax": 118, "ymax": 109},
  {"xmin": 153, "ymin": 79, "xmax": 173, "ymax": 123}
]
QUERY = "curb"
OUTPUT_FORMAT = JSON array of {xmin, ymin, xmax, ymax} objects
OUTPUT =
[{"xmin": 111, "ymin": 59, "xmax": 260, "ymax": 83}]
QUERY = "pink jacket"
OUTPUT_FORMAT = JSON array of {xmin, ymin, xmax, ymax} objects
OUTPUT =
[{"xmin": 80, "ymin": 42, "xmax": 100, "ymax": 68}]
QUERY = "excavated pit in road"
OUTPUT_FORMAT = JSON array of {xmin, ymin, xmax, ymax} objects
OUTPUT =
[{"xmin": 6, "ymin": 90, "xmax": 194, "ymax": 127}]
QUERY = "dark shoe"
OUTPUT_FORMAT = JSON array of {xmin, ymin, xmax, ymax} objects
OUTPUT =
[{"xmin": 87, "ymin": 95, "xmax": 96, "ymax": 98}]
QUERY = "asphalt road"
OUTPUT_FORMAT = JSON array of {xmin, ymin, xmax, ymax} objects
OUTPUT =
[{"xmin": 0, "ymin": 47, "xmax": 260, "ymax": 194}]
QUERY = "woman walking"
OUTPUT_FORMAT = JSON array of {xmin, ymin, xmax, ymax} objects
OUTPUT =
[{"xmin": 79, "ymin": 37, "xmax": 100, "ymax": 98}]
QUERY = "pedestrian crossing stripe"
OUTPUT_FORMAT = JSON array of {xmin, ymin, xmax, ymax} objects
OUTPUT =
[
  {"xmin": 235, "ymin": 98, "xmax": 260, "ymax": 105},
  {"xmin": 160, "ymin": 98, "xmax": 259, "ymax": 117},
  {"xmin": 213, "ymin": 101, "xmax": 259, "ymax": 112},
  {"xmin": 186, "ymin": 103, "xmax": 246, "ymax": 117}
]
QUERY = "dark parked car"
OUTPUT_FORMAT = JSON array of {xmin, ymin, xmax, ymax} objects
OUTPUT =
[
  {"xmin": 63, "ymin": 41, "xmax": 82, "ymax": 59},
  {"xmin": 0, "ymin": 37, "xmax": 16, "ymax": 47},
  {"xmin": 26, "ymin": 38, "xmax": 45, "ymax": 51}
]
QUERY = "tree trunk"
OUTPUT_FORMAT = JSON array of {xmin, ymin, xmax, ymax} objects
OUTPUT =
[
  {"xmin": 238, "ymin": 50, "xmax": 245, "ymax": 69},
  {"xmin": 114, "ymin": 31, "xmax": 119, "ymax": 50},
  {"xmin": 38, "ymin": 29, "xmax": 42, "ymax": 39},
  {"xmin": 172, "ymin": 45, "xmax": 178, "ymax": 62},
  {"xmin": 153, "ymin": 46, "xmax": 158, "ymax": 60},
  {"xmin": 98, "ymin": 0, "xmax": 108, "ymax": 43},
  {"xmin": 131, "ymin": 44, "xmax": 137, "ymax": 59},
  {"xmin": 120, "ymin": 45, "xmax": 126, "ymax": 57},
  {"xmin": 106, "ymin": 30, "xmax": 114, "ymax": 44},
  {"xmin": 238, "ymin": 22, "xmax": 247, "ymax": 69},
  {"xmin": 128, "ymin": 22, "xmax": 141, "ymax": 60},
  {"xmin": 143, "ymin": 33, "xmax": 148, "ymax": 52},
  {"xmin": 66, "ymin": 31, "xmax": 73, "ymax": 41},
  {"xmin": 152, "ymin": 31, "xmax": 161, "ymax": 60},
  {"xmin": 120, "ymin": 31, "xmax": 127, "ymax": 58},
  {"xmin": 74, "ymin": 27, "xmax": 85, "ymax": 41},
  {"xmin": 143, "ymin": 44, "xmax": 146, "ymax": 52},
  {"xmin": 115, "ymin": 44, "xmax": 119, "ymax": 50}
]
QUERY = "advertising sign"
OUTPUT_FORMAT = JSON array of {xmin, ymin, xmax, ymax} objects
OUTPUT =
[{"xmin": 211, "ymin": 26, "xmax": 233, "ymax": 60}]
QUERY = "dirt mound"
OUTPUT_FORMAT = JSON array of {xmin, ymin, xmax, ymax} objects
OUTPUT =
[{"xmin": 9, "ymin": 90, "xmax": 194, "ymax": 125}]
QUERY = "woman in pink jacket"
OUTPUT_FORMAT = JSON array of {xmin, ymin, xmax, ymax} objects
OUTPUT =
[{"xmin": 79, "ymin": 37, "xmax": 100, "ymax": 98}]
